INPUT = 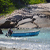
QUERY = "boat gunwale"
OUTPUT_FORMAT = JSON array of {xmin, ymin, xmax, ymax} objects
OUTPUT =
[{"xmin": 12, "ymin": 30, "xmax": 40, "ymax": 34}]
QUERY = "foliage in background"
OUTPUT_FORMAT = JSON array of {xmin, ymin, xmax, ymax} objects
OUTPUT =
[
  {"xmin": 21, "ymin": 0, "xmax": 46, "ymax": 4},
  {"xmin": 0, "ymin": 0, "xmax": 47, "ymax": 16}
]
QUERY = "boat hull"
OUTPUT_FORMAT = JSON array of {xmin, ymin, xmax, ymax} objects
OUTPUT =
[{"xmin": 11, "ymin": 30, "xmax": 40, "ymax": 37}]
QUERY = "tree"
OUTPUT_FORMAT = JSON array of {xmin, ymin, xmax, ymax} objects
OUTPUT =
[{"xmin": 0, "ymin": 0, "xmax": 13, "ymax": 13}]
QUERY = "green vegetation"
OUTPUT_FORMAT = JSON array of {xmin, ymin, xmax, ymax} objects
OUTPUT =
[
  {"xmin": 29, "ymin": 0, "xmax": 46, "ymax": 4},
  {"xmin": 0, "ymin": 0, "xmax": 46, "ymax": 16}
]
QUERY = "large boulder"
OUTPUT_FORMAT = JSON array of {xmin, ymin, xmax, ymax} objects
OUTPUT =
[
  {"xmin": 0, "ymin": 18, "xmax": 6, "ymax": 25},
  {"xmin": 17, "ymin": 18, "xmax": 32, "ymax": 26},
  {"xmin": 0, "ymin": 17, "xmax": 17, "ymax": 28},
  {"xmin": 18, "ymin": 23, "xmax": 37, "ymax": 29},
  {"xmin": 34, "ymin": 16, "xmax": 50, "ymax": 27},
  {"xmin": 0, "ymin": 21, "xmax": 16, "ymax": 28}
]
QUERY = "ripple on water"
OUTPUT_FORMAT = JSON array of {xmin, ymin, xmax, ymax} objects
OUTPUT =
[{"xmin": 0, "ymin": 28, "xmax": 50, "ymax": 50}]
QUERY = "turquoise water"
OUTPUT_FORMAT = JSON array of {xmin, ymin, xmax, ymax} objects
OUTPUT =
[{"xmin": 0, "ymin": 28, "xmax": 50, "ymax": 50}]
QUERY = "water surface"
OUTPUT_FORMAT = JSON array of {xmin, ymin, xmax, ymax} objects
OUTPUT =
[{"xmin": 0, "ymin": 28, "xmax": 50, "ymax": 50}]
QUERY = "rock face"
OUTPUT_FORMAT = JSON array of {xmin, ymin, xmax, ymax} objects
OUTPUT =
[
  {"xmin": 0, "ymin": 21, "xmax": 15, "ymax": 28},
  {"xmin": 0, "ymin": 3, "xmax": 50, "ymax": 28},
  {"xmin": 0, "ymin": 29, "xmax": 3, "ymax": 34},
  {"xmin": 18, "ymin": 23, "xmax": 37, "ymax": 29},
  {"xmin": 0, "ymin": 19, "xmax": 17, "ymax": 28},
  {"xmin": 34, "ymin": 16, "xmax": 50, "ymax": 27}
]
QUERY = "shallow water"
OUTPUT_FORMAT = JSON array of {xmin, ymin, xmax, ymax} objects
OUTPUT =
[{"xmin": 0, "ymin": 28, "xmax": 50, "ymax": 50}]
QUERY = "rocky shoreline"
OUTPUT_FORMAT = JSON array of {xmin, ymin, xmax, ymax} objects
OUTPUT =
[{"xmin": 0, "ymin": 3, "xmax": 50, "ymax": 29}]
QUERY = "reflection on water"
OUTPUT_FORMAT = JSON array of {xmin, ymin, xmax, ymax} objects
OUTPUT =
[{"xmin": 0, "ymin": 28, "xmax": 50, "ymax": 50}]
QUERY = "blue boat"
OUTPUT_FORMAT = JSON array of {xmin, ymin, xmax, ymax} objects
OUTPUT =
[
  {"xmin": 6, "ymin": 30, "xmax": 40, "ymax": 37},
  {"xmin": 10, "ymin": 30, "xmax": 40, "ymax": 37}
]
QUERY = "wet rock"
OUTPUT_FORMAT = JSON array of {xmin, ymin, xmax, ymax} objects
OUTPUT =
[{"xmin": 0, "ymin": 29, "xmax": 3, "ymax": 34}]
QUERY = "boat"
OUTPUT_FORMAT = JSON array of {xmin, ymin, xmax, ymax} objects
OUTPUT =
[{"xmin": 6, "ymin": 30, "xmax": 40, "ymax": 37}]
